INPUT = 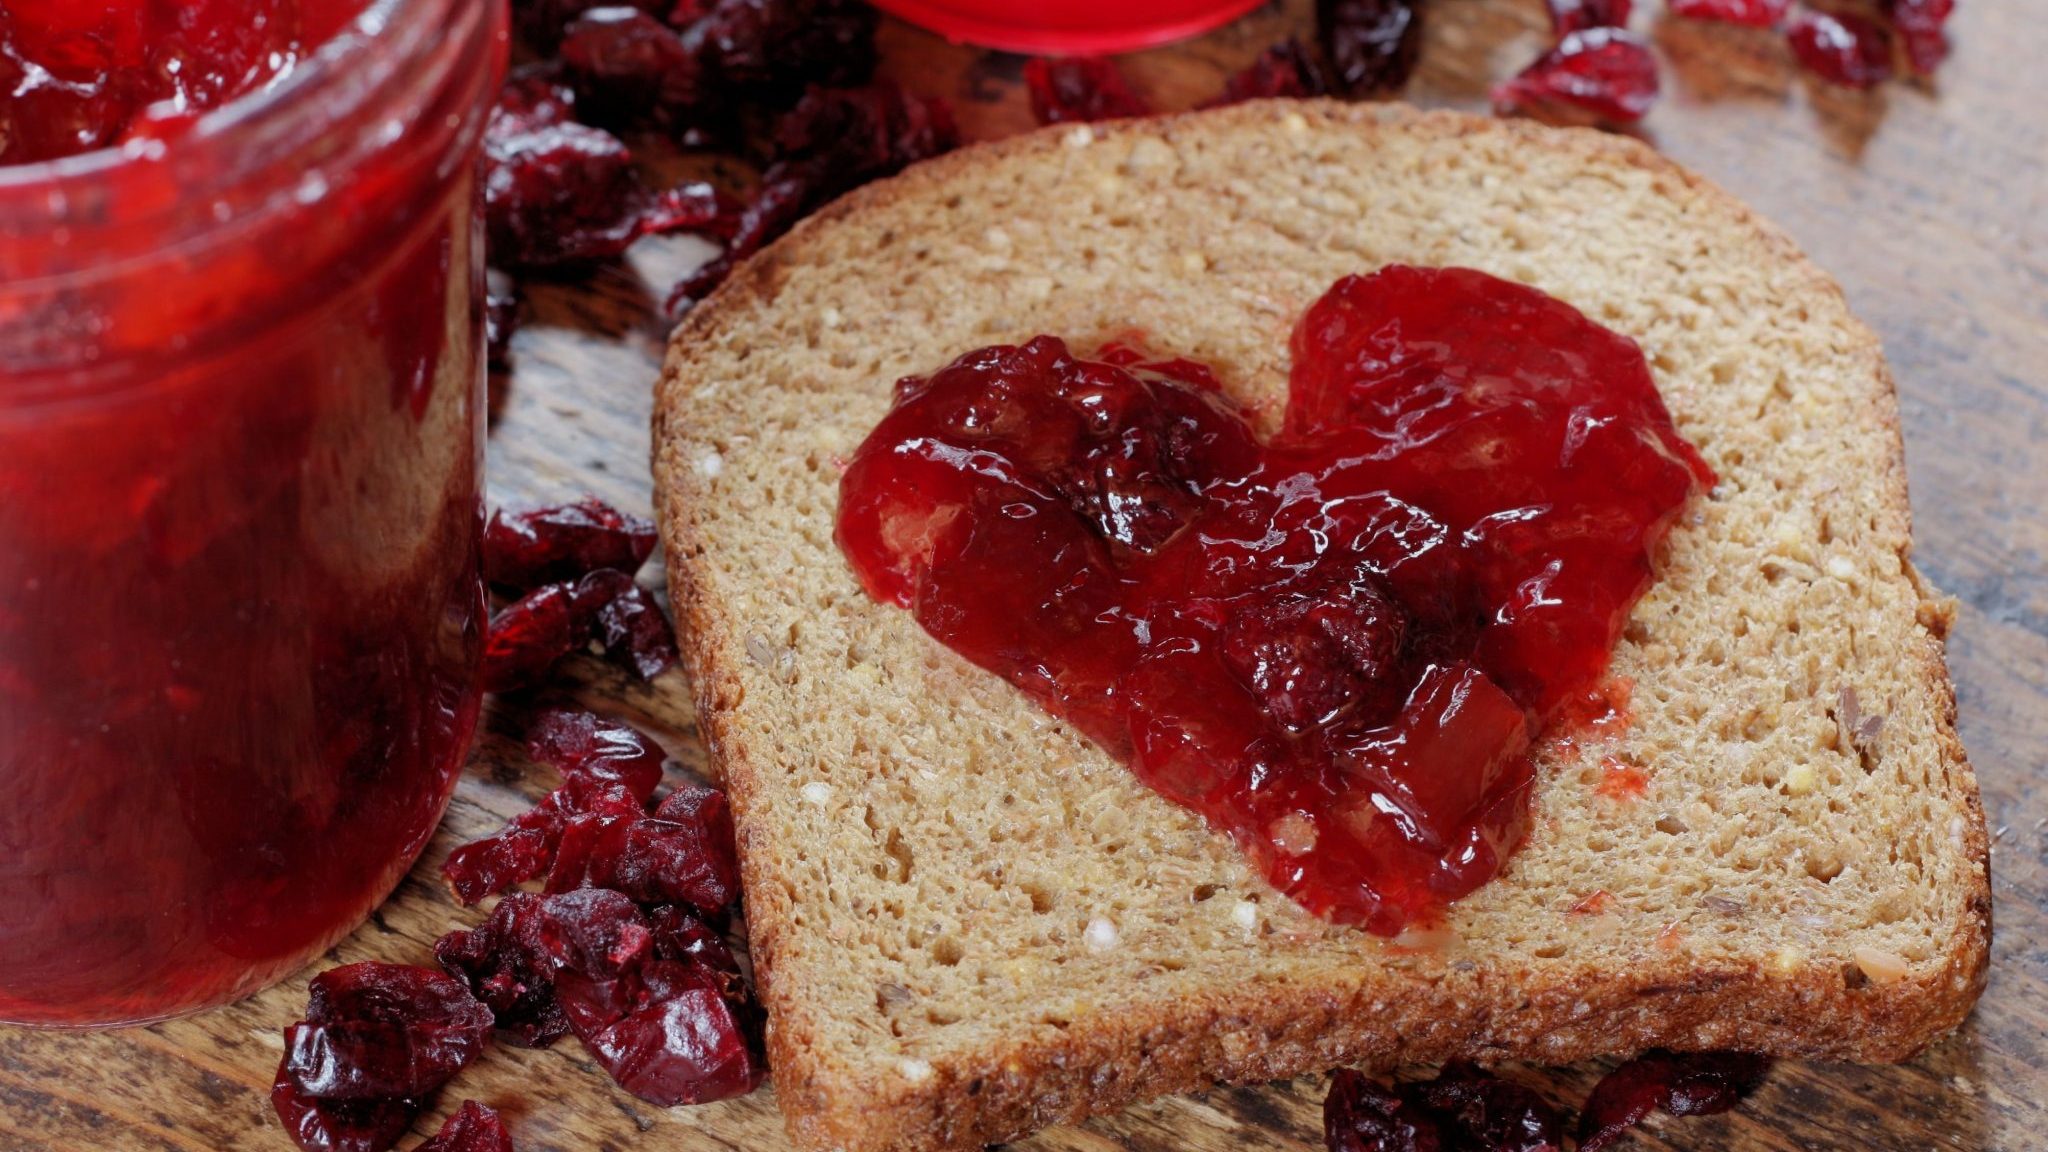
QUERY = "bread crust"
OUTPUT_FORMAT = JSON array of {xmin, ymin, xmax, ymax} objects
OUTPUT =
[{"xmin": 652, "ymin": 102, "xmax": 1991, "ymax": 1152}]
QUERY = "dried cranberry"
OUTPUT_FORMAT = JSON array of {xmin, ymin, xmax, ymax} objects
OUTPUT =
[
  {"xmin": 442, "ymin": 710, "xmax": 664, "ymax": 904},
  {"xmin": 667, "ymin": 84, "xmax": 959, "ymax": 310},
  {"xmin": 649, "ymin": 904, "xmax": 743, "ymax": 975},
  {"xmin": 437, "ymin": 890, "xmax": 660, "ymax": 1048},
  {"xmin": 483, "ymin": 66, "xmax": 735, "ymax": 270},
  {"xmin": 654, "ymin": 783, "xmax": 738, "ymax": 832},
  {"xmin": 279, "ymin": 963, "xmax": 495, "ymax": 1102},
  {"xmin": 770, "ymin": 80, "xmax": 961, "ymax": 189},
  {"xmin": 1786, "ymin": 10, "xmax": 1893, "ymax": 88},
  {"xmin": 417, "ymin": 1102, "xmax": 515, "ymax": 1152},
  {"xmin": 271, "ymin": 1070, "xmax": 422, "ymax": 1152},
  {"xmin": 443, "ymin": 819, "xmax": 549, "ymax": 907},
  {"xmin": 546, "ymin": 787, "xmax": 741, "ymax": 912},
  {"xmin": 557, "ymin": 958, "xmax": 765, "ymax": 1106},
  {"xmin": 1207, "ymin": 40, "xmax": 1332, "ymax": 106},
  {"xmin": 679, "ymin": 0, "xmax": 879, "ymax": 106},
  {"xmin": 483, "ymin": 499, "xmax": 658, "ymax": 590},
  {"xmin": 646, "ymin": 905, "xmax": 757, "ymax": 1016},
  {"xmin": 1546, "ymin": 0, "xmax": 1633, "ymax": 34},
  {"xmin": 1667, "ymin": 0, "xmax": 1788, "ymax": 26},
  {"xmin": 1491, "ymin": 28, "xmax": 1660, "ymax": 122},
  {"xmin": 564, "ymin": 568, "xmax": 681, "ymax": 680},
  {"xmin": 482, "ymin": 583, "xmax": 579, "ymax": 692},
  {"xmin": 1409, "ymin": 1063, "xmax": 1566, "ymax": 1152},
  {"xmin": 1580, "ymin": 1051, "xmax": 1773, "ymax": 1150},
  {"xmin": 482, "ymin": 70, "xmax": 635, "ymax": 264},
  {"xmin": 527, "ymin": 707, "xmax": 669, "ymax": 797},
  {"xmin": 559, "ymin": 7, "xmax": 710, "ymax": 128},
  {"xmin": 592, "ymin": 581, "xmax": 683, "ymax": 679},
  {"xmin": 1888, "ymin": 0, "xmax": 1954, "ymax": 74},
  {"xmin": 436, "ymin": 893, "xmax": 574, "ymax": 1047},
  {"xmin": 443, "ymin": 789, "xmax": 587, "ymax": 905},
  {"xmin": 1023, "ymin": 58, "xmax": 1153, "ymax": 125},
  {"xmin": 1317, "ymin": 0, "xmax": 1423, "ymax": 96},
  {"xmin": 1325, "ymin": 1069, "xmax": 1445, "ymax": 1152},
  {"xmin": 481, "ymin": 568, "xmax": 679, "ymax": 690},
  {"xmin": 393, "ymin": 883, "xmax": 760, "ymax": 1113},
  {"xmin": 535, "ymin": 888, "xmax": 658, "ymax": 976}
]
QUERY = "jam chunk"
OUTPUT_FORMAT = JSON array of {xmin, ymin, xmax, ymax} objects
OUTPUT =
[{"xmin": 837, "ymin": 266, "xmax": 1710, "ymax": 932}]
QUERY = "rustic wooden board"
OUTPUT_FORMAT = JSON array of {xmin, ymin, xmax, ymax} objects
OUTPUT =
[{"xmin": 5, "ymin": 2, "xmax": 2045, "ymax": 1149}]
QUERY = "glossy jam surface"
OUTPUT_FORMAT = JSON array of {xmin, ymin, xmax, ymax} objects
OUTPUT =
[
  {"xmin": 0, "ymin": 0, "xmax": 501, "ymax": 1025},
  {"xmin": 837, "ymin": 266, "xmax": 1712, "ymax": 932},
  {"xmin": 0, "ymin": 0, "xmax": 364, "ymax": 165}
]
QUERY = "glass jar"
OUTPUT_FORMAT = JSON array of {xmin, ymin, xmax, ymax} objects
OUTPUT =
[
  {"xmin": 865, "ymin": 0, "xmax": 1264, "ymax": 54},
  {"xmin": 0, "ymin": 0, "xmax": 508, "ymax": 1026}
]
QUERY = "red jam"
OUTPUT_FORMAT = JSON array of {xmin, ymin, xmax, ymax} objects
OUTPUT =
[
  {"xmin": 0, "ymin": 0, "xmax": 504, "ymax": 1025},
  {"xmin": 0, "ymin": 0, "xmax": 365, "ymax": 165},
  {"xmin": 837, "ymin": 266, "xmax": 1711, "ymax": 932}
]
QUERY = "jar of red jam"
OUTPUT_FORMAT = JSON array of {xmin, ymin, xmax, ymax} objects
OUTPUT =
[{"xmin": 0, "ymin": 0, "xmax": 508, "ymax": 1026}]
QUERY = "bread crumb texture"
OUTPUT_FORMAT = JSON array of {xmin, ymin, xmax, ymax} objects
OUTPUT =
[{"xmin": 651, "ymin": 102, "xmax": 1990, "ymax": 1152}]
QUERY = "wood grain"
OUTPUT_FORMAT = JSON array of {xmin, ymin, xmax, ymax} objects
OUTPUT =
[{"xmin": 4, "ymin": 2, "xmax": 2043, "ymax": 1149}]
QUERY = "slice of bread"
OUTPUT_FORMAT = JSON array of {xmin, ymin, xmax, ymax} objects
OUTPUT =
[{"xmin": 650, "ymin": 101, "xmax": 1990, "ymax": 1152}]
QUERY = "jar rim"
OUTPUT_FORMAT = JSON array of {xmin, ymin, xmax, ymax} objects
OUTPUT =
[{"xmin": 0, "ymin": 0, "xmax": 472, "ymax": 221}]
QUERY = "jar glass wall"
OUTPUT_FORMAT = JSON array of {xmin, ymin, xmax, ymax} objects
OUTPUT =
[{"xmin": 0, "ymin": 0, "xmax": 508, "ymax": 1026}]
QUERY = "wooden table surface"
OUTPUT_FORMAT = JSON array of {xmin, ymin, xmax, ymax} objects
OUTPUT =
[{"xmin": 5, "ymin": 2, "xmax": 2044, "ymax": 1149}]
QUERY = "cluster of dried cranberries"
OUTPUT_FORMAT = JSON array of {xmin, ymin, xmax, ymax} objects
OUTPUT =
[
  {"xmin": 481, "ymin": 498, "xmax": 679, "ymax": 690},
  {"xmin": 274, "ymin": 722, "xmax": 755, "ymax": 1152},
  {"xmin": 481, "ymin": 0, "xmax": 1959, "ymax": 365},
  {"xmin": 276, "ymin": 496, "xmax": 754, "ymax": 1151},
  {"xmin": 478, "ymin": 0, "xmax": 958, "ymax": 363},
  {"xmin": 1019, "ymin": 0, "xmax": 1955, "ymax": 132},
  {"xmin": 273, "ymin": 736, "xmax": 757, "ymax": 1152},
  {"xmin": 1324, "ymin": 1051, "xmax": 1774, "ymax": 1152},
  {"xmin": 430, "ymin": 690, "xmax": 759, "ymax": 1114},
  {"xmin": 1496, "ymin": 0, "xmax": 1950, "ymax": 117}
]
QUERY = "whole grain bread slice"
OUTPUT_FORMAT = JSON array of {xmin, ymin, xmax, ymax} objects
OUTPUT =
[{"xmin": 650, "ymin": 101, "xmax": 1990, "ymax": 1152}]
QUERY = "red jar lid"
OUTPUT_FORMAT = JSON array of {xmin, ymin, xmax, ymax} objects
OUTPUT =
[{"xmin": 867, "ymin": 0, "xmax": 1265, "ymax": 54}]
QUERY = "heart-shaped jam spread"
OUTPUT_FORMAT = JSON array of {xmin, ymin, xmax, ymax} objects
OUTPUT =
[{"xmin": 837, "ymin": 265, "xmax": 1713, "ymax": 932}]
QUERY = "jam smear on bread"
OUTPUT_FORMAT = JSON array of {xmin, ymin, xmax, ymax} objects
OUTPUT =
[{"xmin": 837, "ymin": 265, "xmax": 1712, "ymax": 932}]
